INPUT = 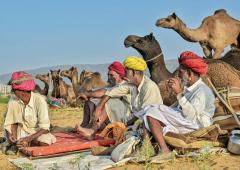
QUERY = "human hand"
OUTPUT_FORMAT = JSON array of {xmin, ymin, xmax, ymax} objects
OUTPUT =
[
  {"xmin": 77, "ymin": 93, "xmax": 88, "ymax": 101},
  {"xmin": 167, "ymin": 78, "xmax": 183, "ymax": 95},
  {"xmin": 8, "ymin": 134, "xmax": 17, "ymax": 144},
  {"xmin": 16, "ymin": 136, "xmax": 32, "ymax": 148}
]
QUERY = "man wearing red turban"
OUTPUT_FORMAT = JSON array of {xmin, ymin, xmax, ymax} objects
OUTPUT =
[
  {"xmin": 138, "ymin": 51, "xmax": 215, "ymax": 159},
  {"xmin": 3, "ymin": 71, "xmax": 56, "ymax": 154},
  {"xmin": 76, "ymin": 61, "xmax": 130, "ymax": 131},
  {"xmin": 178, "ymin": 51, "xmax": 208, "ymax": 75}
]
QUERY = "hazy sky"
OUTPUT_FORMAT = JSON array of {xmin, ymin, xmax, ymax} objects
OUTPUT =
[{"xmin": 0, "ymin": 1, "xmax": 239, "ymax": 74}]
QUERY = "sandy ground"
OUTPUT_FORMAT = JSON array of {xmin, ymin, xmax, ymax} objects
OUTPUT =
[{"xmin": 0, "ymin": 104, "xmax": 239, "ymax": 170}]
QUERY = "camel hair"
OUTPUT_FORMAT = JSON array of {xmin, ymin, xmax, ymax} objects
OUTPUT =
[
  {"xmin": 155, "ymin": 9, "xmax": 240, "ymax": 59},
  {"xmin": 35, "ymin": 73, "xmax": 50, "ymax": 96},
  {"xmin": 50, "ymin": 69, "xmax": 77, "ymax": 107},
  {"xmin": 60, "ymin": 67, "xmax": 107, "ymax": 95},
  {"xmin": 124, "ymin": 33, "xmax": 240, "ymax": 105}
]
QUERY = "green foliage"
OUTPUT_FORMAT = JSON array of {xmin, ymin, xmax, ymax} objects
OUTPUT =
[
  {"xmin": 137, "ymin": 138, "xmax": 155, "ymax": 162},
  {"xmin": 20, "ymin": 163, "xmax": 33, "ymax": 170},
  {"xmin": 0, "ymin": 96, "xmax": 9, "ymax": 104}
]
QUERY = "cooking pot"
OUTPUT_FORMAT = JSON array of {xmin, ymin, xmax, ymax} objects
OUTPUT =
[{"xmin": 227, "ymin": 130, "xmax": 240, "ymax": 154}]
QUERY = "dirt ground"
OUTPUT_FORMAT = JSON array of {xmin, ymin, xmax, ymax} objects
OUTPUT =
[{"xmin": 0, "ymin": 104, "xmax": 239, "ymax": 170}]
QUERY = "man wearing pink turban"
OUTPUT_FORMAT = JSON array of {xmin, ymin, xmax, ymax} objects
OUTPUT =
[
  {"xmin": 138, "ymin": 51, "xmax": 215, "ymax": 159},
  {"xmin": 3, "ymin": 71, "xmax": 56, "ymax": 154}
]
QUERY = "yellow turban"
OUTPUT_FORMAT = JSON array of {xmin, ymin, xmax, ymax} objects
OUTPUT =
[{"xmin": 123, "ymin": 56, "xmax": 147, "ymax": 71}]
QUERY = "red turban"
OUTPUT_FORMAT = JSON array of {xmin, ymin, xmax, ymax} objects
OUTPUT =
[
  {"xmin": 178, "ymin": 51, "xmax": 208, "ymax": 75},
  {"xmin": 9, "ymin": 71, "xmax": 36, "ymax": 91},
  {"xmin": 108, "ymin": 61, "xmax": 125, "ymax": 78}
]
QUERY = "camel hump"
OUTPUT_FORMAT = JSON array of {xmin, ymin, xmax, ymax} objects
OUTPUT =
[{"xmin": 214, "ymin": 9, "xmax": 227, "ymax": 15}]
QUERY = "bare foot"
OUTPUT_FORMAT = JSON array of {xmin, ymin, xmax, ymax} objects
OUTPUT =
[{"xmin": 77, "ymin": 126, "xmax": 95, "ymax": 140}]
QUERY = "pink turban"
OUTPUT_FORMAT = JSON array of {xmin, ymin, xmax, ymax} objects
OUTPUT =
[
  {"xmin": 179, "ymin": 51, "xmax": 208, "ymax": 75},
  {"xmin": 108, "ymin": 61, "xmax": 125, "ymax": 78},
  {"xmin": 9, "ymin": 71, "xmax": 36, "ymax": 91}
]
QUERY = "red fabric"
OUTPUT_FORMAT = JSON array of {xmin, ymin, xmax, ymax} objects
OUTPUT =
[
  {"xmin": 10, "ymin": 71, "xmax": 36, "ymax": 91},
  {"xmin": 20, "ymin": 132, "xmax": 115, "ymax": 157},
  {"xmin": 179, "ymin": 51, "xmax": 208, "ymax": 75},
  {"xmin": 108, "ymin": 61, "xmax": 125, "ymax": 78}
]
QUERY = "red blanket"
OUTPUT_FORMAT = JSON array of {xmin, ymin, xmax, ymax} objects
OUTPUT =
[{"xmin": 20, "ymin": 132, "xmax": 115, "ymax": 157}]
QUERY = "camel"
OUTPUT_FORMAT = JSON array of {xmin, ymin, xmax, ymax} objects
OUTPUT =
[
  {"xmin": 60, "ymin": 67, "xmax": 106, "ymax": 95},
  {"xmin": 155, "ymin": 9, "xmax": 240, "ymax": 59},
  {"xmin": 124, "ymin": 33, "xmax": 240, "ymax": 105},
  {"xmin": 50, "ymin": 69, "xmax": 77, "ymax": 107},
  {"xmin": 78, "ymin": 71, "xmax": 107, "ymax": 92},
  {"xmin": 35, "ymin": 73, "xmax": 50, "ymax": 96},
  {"xmin": 60, "ymin": 66, "xmax": 80, "ymax": 95}
]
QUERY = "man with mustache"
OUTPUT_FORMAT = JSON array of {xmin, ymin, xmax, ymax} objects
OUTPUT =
[
  {"xmin": 76, "ymin": 61, "xmax": 131, "ymax": 129},
  {"xmin": 141, "ymin": 51, "xmax": 215, "ymax": 156},
  {"xmin": 3, "ymin": 71, "xmax": 56, "ymax": 154}
]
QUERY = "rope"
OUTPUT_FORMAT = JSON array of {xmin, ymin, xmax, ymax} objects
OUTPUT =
[
  {"xmin": 145, "ymin": 52, "xmax": 162, "ymax": 63},
  {"xmin": 206, "ymin": 77, "xmax": 240, "ymax": 126}
]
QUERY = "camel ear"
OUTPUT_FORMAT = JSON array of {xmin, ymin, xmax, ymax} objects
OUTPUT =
[
  {"xmin": 172, "ymin": 12, "xmax": 177, "ymax": 19},
  {"xmin": 149, "ymin": 33, "xmax": 154, "ymax": 39}
]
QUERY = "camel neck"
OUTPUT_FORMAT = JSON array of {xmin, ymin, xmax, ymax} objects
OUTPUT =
[
  {"xmin": 175, "ymin": 17, "xmax": 205, "ymax": 42},
  {"xmin": 146, "ymin": 54, "xmax": 172, "ymax": 83}
]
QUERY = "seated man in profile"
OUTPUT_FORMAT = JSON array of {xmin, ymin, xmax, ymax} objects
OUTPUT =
[
  {"xmin": 3, "ymin": 71, "xmax": 56, "ymax": 154},
  {"xmin": 141, "ymin": 51, "xmax": 215, "ymax": 157},
  {"xmin": 76, "ymin": 61, "xmax": 131, "ymax": 129}
]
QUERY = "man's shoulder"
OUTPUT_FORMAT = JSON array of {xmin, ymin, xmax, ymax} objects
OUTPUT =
[
  {"xmin": 31, "ymin": 92, "xmax": 47, "ymax": 104},
  {"xmin": 143, "ymin": 76, "xmax": 159, "ymax": 89}
]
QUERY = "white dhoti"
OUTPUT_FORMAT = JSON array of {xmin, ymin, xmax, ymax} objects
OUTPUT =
[
  {"xmin": 136, "ymin": 105, "xmax": 200, "ymax": 135},
  {"xmin": 105, "ymin": 98, "xmax": 130, "ymax": 123}
]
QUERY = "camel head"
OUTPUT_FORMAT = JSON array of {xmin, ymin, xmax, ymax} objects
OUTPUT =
[
  {"xmin": 124, "ymin": 33, "xmax": 163, "ymax": 62},
  {"xmin": 35, "ymin": 73, "xmax": 50, "ymax": 84},
  {"xmin": 78, "ymin": 72, "xmax": 107, "ymax": 92},
  {"xmin": 50, "ymin": 69, "xmax": 61, "ymax": 82},
  {"xmin": 156, "ymin": 13, "xmax": 179, "ymax": 29},
  {"xmin": 60, "ymin": 66, "xmax": 78, "ymax": 79},
  {"xmin": 79, "ymin": 69, "xmax": 94, "ymax": 85}
]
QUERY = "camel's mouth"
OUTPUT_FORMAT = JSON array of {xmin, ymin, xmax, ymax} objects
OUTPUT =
[
  {"xmin": 155, "ymin": 19, "xmax": 166, "ymax": 27},
  {"xmin": 124, "ymin": 35, "xmax": 141, "ymax": 48},
  {"xmin": 35, "ymin": 75, "xmax": 40, "ymax": 79}
]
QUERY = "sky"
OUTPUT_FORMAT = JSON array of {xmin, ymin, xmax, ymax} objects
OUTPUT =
[{"xmin": 0, "ymin": 0, "xmax": 240, "ymax": 74}]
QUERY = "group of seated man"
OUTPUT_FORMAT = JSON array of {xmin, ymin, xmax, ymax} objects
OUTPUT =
[{"xmin": 3, "ymin": 51, "xmax": 215, "ymax": 157}]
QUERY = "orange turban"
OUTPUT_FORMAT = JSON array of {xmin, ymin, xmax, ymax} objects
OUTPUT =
[{"xmin": 178, "ymin": 51, "xmax": 208, "ymax": 75}]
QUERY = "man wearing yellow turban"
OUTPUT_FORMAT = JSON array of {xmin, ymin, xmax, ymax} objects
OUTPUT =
[
  {"xmin": 123, "ymin": 56, "xmax": 147, "ymax": 71},
  {"xmin": 76, "ymin": 56, "xmax": 163, "ymax": 138}
]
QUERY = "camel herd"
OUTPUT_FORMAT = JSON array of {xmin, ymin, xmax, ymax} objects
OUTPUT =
[
  {"xmin": 32, "ymin": 9, "xmax": 240, "ymax": 130},
  {"xmin": 34, "ymin": 67, "xmax": 106, "ymax": 107}
]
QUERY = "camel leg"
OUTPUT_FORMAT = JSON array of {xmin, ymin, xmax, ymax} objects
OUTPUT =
[
  {"xmin": 202, "ymin": 45, "xmax": 212, "ymax": 58},
  {"xmin": 212, "ymin": 48, "xmax": 224, "ymax": 59}
]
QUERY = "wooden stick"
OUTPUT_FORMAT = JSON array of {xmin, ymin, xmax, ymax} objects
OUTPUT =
[
  {"xmin": 206, "ymin": 77, "xmax": 240, "ymax": 126},
  {"xmin": 29, "ymin": 149, "xmax": 91, "ymax": 160}
]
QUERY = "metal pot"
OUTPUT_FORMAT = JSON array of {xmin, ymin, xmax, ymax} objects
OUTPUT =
[{"xmin": 227, "ymin": 130, "xmax": 240, "ymax": 154}]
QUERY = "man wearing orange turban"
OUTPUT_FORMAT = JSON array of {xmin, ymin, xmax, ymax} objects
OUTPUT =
[
  {"xmin": 3, "ymin": 71, "xmax": 56, "ymax": 154},
  {"xmin": 139, "ymin": 51, "xmax": 215, "ymax": 159}
]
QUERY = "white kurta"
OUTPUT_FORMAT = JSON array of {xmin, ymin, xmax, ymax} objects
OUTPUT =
[{"xmin": 136, "ymin": 79, "xmax": 215, "ymax": 135}]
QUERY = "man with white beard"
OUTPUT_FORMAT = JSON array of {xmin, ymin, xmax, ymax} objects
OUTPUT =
[{"xmin": 140, "ymin": 51, "xmax": 215, "ymax": 157}]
